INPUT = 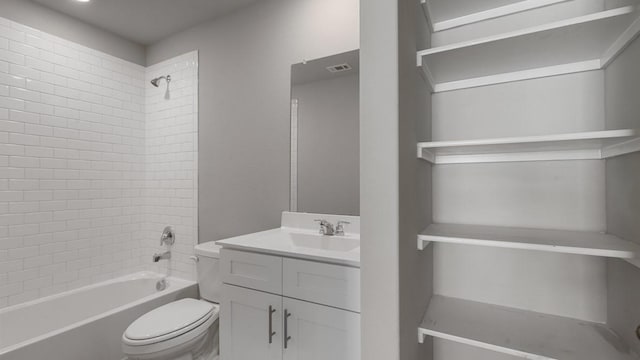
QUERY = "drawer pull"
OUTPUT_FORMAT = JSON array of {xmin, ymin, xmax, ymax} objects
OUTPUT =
[
  {"xmin": 284, "ymin": 309, "xmax": 292, "ymax": 349},
  {"xmin": 268, "ymin": 305, "xmax": 276, "ymax": 344}
]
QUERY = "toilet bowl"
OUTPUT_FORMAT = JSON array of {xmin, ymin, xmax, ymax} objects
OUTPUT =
[
  {"xmin": 123, "ymin": 242, "xmax": 222, "ymax": 360},
  {"xmin": 122, "ymin": 299, "xmax": 219, "ymax": 360}
]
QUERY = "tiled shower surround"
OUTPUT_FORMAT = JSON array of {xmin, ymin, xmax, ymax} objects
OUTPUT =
[
  {"xmin": 0, "ymin": 17, "xmax": 198, "ymax": 308},
  {"xmin": 145, "ymin": 53, "xmax": 199, "ymax": 281}
]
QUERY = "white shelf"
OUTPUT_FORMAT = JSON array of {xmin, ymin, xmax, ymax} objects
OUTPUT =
[
  {"xmin": 417, "ymin": 6, "xmax": 640, "ymax": 92},
  {"xmin": 417, "ymin": 129, "xmax": 640, "ymax": 164},
  {"xmin": 422, "ymin": 0, "xmax": 571, "ymax": 32},
  {"xmin": 418, "ymin": 295, "xmax": 638, "ymax": 360},
  {"xmin": 418, "ymin": 223, "xmax": 640, "ymax": 264}
]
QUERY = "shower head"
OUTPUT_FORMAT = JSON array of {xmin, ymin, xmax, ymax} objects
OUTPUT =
[
  {"xmin": 150, "ymin": 75, "xmax": 172, "ymax": 100},
  {"xmin": 151, "ymin": 75, "xmax": 171, "ymax": 87}
]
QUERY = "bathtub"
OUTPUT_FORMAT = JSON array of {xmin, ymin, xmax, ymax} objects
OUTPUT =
[{"xmin": 0, "ymin": 272, "xmax": 197, "ymax": 360}]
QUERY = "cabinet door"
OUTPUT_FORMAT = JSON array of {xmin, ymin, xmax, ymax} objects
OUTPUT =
[
  {"xmin": 282, "ymin": 297, "xmax": 361, "ymax": 360},
  {"xmin": 221, "ymin": 284, "xmax": 283, "ymax": 360}
]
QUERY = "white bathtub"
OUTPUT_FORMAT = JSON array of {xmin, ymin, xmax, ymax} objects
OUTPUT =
[{"xmin": 0, "ymin": 272, "xmax": 197, "ymax": 360}]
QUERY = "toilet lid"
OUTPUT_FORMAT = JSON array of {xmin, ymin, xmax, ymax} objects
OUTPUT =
[{"xmin": 125, "ymin": 298, "xmax": 215, "ymax": 341}]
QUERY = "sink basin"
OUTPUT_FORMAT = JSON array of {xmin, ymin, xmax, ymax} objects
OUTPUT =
[
  {"xmin": 216, "ymin": 226, "xmax": 361, "ymax": 267},
  {"xmin": 289, "ymin": 233, "xmax": 360, "ymax": 252}
]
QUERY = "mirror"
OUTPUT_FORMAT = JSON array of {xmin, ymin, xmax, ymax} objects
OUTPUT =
[{"xmin": 290, "ymin": 50, "xmax": 360, "ymax": 216}]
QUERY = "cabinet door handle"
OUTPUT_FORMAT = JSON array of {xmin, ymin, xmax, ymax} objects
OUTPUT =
[
  {"xmin": 284, "ymin": 309, "xmax": 292, "ymax": 349},
  {"xmin": 268, "ymin": 305, "xmax": 276, "ymax": 344}
]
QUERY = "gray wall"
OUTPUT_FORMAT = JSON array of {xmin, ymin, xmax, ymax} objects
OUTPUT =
[
  {"xmin": 360, "ymin": 0, "xmax": 401, "ymax": 355},
  {"xmin": 145, "ymin": 0, "xmax": 359, "ymax": 242},
  {"xmin": 0, "ymin": 0, "xmax": 145, "ymax": 65},
  {"xmin": 360, "ymin": 0, "xmax": 433, "ymax": 358},
  {"xmin": 293, "ymin": 73, "xmax": 359, "ymax": 216}
]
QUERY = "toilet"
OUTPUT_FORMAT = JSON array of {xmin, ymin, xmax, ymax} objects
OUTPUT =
[{"xmin": 122, "ymin": 242, "xmax": 222, "ymax": 360}]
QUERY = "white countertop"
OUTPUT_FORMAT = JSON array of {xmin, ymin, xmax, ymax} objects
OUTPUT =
[{"xmin": 216, "ymin": 227, "xmax": 360, "ymax": 267}]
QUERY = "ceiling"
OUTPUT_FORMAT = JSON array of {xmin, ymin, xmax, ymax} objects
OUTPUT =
[{"xmin": 31, "ymin": 0, "xmax": 262, "ymax": 45}]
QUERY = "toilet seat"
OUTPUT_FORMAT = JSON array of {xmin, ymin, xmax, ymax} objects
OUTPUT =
[{"xmin": 122, "ymin": 299, "xmax": 219, "ymax": 356}]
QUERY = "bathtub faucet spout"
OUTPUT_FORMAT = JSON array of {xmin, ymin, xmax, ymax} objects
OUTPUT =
[{"xmin": 153, "ymin": 251, "xmax": 171, "ymax": 262}]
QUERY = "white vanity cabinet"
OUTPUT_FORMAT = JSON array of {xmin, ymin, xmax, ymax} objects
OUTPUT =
[
  {"xmin": 220, "ymin": 284, "xmax": 283, "ymax": 360},
  {"xmin": 219, "ymin": 248, "xmax": 361, "ymax": 360}
]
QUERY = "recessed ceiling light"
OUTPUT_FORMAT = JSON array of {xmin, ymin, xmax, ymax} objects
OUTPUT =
[{"xmin": 75, "ymin": 0, "xmax": 90, "ymax": 3}]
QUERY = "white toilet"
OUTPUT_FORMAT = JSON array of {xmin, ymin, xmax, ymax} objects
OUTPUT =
[{"xmin": 122, "ymin": 242, "xmax": 222, "ymax": 360}]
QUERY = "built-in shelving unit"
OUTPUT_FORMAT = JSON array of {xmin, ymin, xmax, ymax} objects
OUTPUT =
[
  {"xmin": 417, "ymin": 6, "xmax": 640, "ymax": 92},
  {"xmin": 418, "ymin": 296, "xmax": 638, "ymax": 360},
  {"xmin": 412, "ymin": 0, "xmax": 640, "ymax": 358},
  {"xmin": 417, "ymin": 223, "xmax": 640, "ymax": 267},
  {"xmin": 417, "ymin": 129, "xmax": 640, "ymax": 164},
  {"xmin": 421, "ymin": 0, "xmax": 571, "ymax": 32}
]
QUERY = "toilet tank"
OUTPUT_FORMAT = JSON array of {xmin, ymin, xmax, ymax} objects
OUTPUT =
[{"xmin": 194, "ymin": 241, "xmax": 222, "ymax": 303}]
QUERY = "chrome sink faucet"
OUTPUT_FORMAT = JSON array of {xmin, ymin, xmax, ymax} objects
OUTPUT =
[
  {"xmin": 314, "ymin": 219, "xmax": 335, "ymax": 236},
  {"xmin": 314, "ymin": 220, "xmax": 351, "ymax": 236}
]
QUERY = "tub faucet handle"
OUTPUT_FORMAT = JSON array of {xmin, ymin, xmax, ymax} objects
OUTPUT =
[{"xmin": 160, "ymin": 226, "xmax": 175, "ymax": 246}]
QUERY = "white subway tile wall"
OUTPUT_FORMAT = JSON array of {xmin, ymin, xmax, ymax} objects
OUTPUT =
[
  {"xmin": 145, "ymin": 52, "xmax": 198, "ymax": 281},
  {"xmin": 0, "ymin": 17, "xmax": 199, "ymax": 308}
]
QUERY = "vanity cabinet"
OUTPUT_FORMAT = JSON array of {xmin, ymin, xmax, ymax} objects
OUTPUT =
[
  {"xmin": 220, "ymin": 284, "xmax": 283, "ymax": 360},
  {"xmin": 220, "ymin": 248, "xmax": 361, "ymax": 360}
]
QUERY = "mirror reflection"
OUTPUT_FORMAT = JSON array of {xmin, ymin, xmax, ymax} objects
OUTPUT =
[{"xmin": 290, "ymin": 50, "xmax": 360, "ymax": 216}]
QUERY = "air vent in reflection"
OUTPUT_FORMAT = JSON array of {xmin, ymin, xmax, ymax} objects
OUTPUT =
[{"xmin": 326, "ymin": 63, "xmax": 352, "ymax": 73}]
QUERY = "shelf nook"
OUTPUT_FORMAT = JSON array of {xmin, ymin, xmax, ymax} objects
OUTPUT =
[
  {"xmin": 417, "ymin": 223, "xmax": 640, "ymax": 268},
  {"xmin": 418, "ymin": 295, "xmax": 638, "ymax": 360},
  {"xmin": 417, "ymin": 129, "xmax": 640, "ymax": 164},
  {"xmin": 417, "ymin": 6, "xmax": 640, "ymax": 92},
  {"xmin": 413, "ymin": 0, "xmax": 640, "ymax": 358},
  {"xmin": 421, "ymin": 0, "xmax": 572, "ymax": 32}
]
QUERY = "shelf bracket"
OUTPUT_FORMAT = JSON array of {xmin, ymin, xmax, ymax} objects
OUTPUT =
[
  {"xmin": 602, "ymin": 137, "xmax": 640, "ymax": 159},
  {"xmin": 420, "ymin": 0, "xmax": 436, "ymax": 33},
  {"xmin": 418, "ymin": 63, "xmax": 435, "ymax": 92},
  {"xmin": 418, "ymin": 329, "xmax": 428, "ymax": 344},
  {"xmin": 601, "ymin": 14, "xmax": 640, "ymax": 68},
  {"xmin": 418, "ymin": 237, "xmax": 432, "ymax": 251},
  {"xmin": 417, "ymin": 147, "xmax": 436, "ymax": 163}
]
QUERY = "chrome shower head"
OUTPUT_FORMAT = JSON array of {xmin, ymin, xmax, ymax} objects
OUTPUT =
[{"xmin": 150, "ymin": 75, "xmax": 171, "ymax": 87}]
